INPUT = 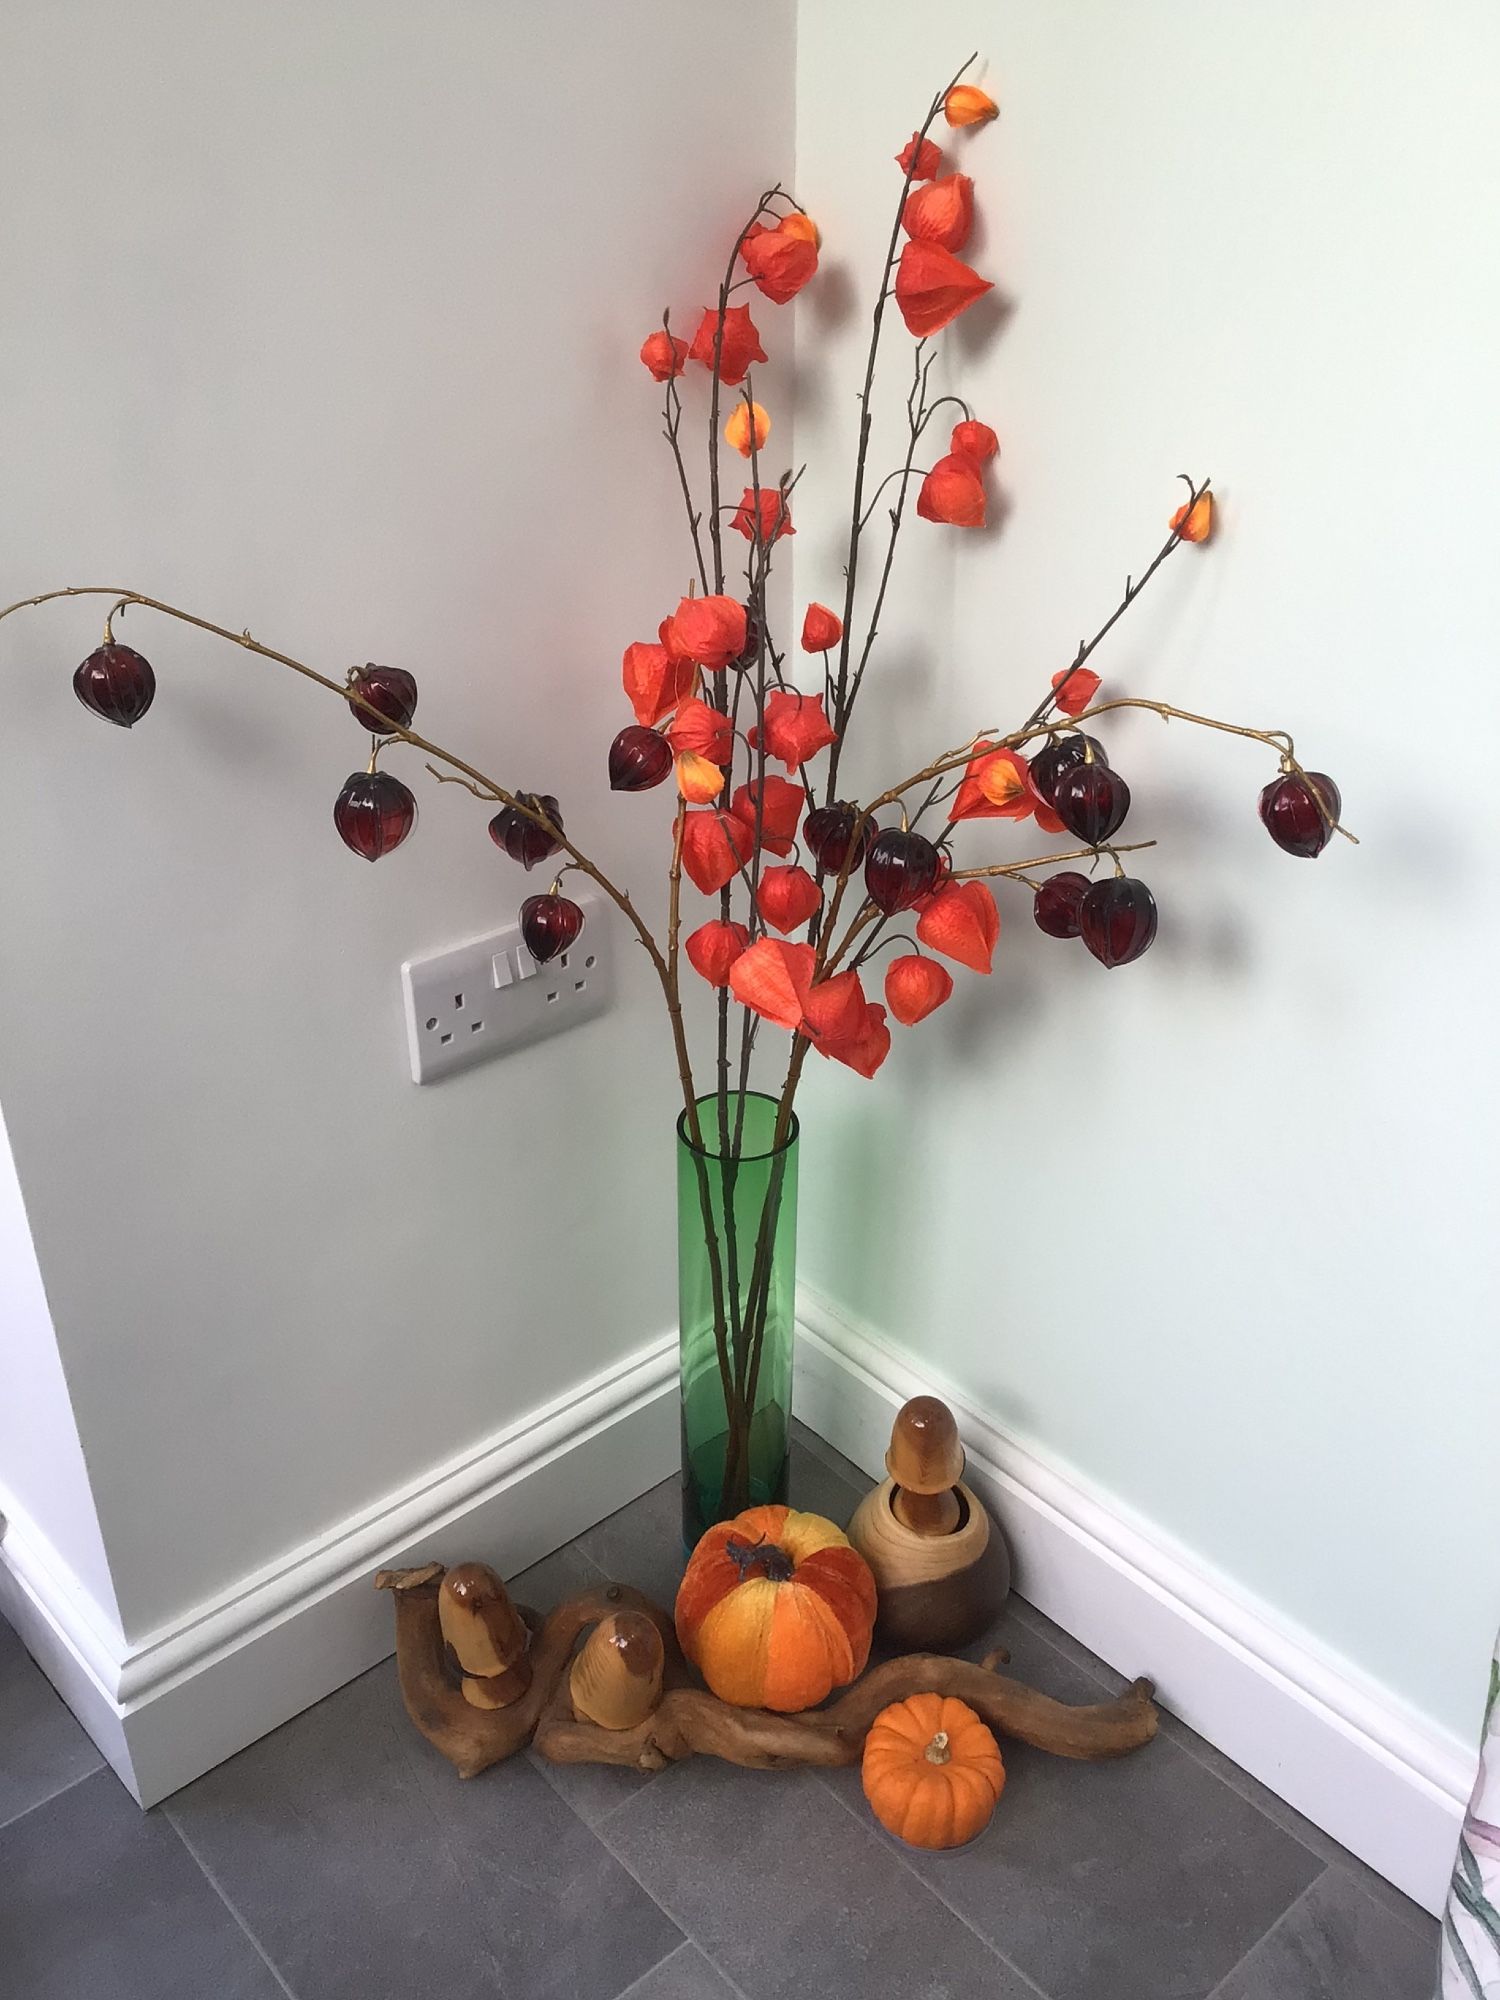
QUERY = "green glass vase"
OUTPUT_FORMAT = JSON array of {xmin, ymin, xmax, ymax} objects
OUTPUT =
[{"xmin": 676, "ymin": 1090, "xmax": 799, "ymax": 1549}]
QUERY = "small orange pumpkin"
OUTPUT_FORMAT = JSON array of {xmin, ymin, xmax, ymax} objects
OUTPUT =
[
  {"xmin": 674, "ymin": 1504, "xmax": 877, "ymax": 1712},
  {"xmin": 861, "ymin": 1693, "xmax": 1006, "ymax": 1849}
]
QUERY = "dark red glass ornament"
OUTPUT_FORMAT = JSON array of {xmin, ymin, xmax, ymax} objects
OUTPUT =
[
  {"xmin": 1053, "ymin": 762, "xmax": 1131, "ymax": 845},
  {"xmin": 1258, "ymin": 771, "xmax": 1341, "ymax": 859},
  {"xmin": 348, "ymin": 664, "xmax": 418, "ymax": 735},
  {"xmin": 608, "ymin": 726, "xmax": 673, "ymax": 792},
  {"xmin": 864, "ymin": 828, "xmax": 942, "ymax": 914},
  {"xmin": 520, "ymin": 892, "xmax": 585, "ymax": 964},
  {"xmin": 804, "ymin": 801, "xmax": 876, "ymax": 874},
  {"xmin": 73, "ymin": 643, "xmax": 156, "ymax": 728},
  {"xmin": 1079, "ymin": 876, "xmax": 1158, "ymax": 967},
  {"xmin": 333, "ymin": 770, "xmax": 416, "ymax": 861},
  {"xmin": 1032, "ymin": 870, "xmax": 1092, "ymax": 940},
  {"xmin": 1029, "ymin": 732, "xmax": 1109, "ymax": 808},
  {"xmin": 489, "ymin": 793, "xmax": 564, "ymax": 869}
]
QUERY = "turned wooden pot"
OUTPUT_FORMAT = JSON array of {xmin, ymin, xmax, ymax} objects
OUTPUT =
[{"xmin": 847, "ymin": 1478, "xmax": 1010, "ymax": 1652}]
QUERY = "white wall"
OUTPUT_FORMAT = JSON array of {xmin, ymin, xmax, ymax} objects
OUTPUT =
[
  {"xmin": 0, "ymin": 0, "xmax": 794, "ymax": 1642},
  {"xmin": 793, "ymin": 0, "xmax": 1500, "ymax": 1748}
]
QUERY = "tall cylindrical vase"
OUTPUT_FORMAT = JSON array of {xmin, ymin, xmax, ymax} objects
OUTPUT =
[{"xmin": 676, "ymin": 1090, "xmax": 799, "ymax": 1549}]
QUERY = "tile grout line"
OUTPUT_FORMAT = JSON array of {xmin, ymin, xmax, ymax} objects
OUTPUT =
[
  {"xmin": 0, "ymin": 1761, "xmax": 106, "ymax": 1840},
  {"xmin": 164, "ymin": 1807, "xmax": 301, "ymax": 2000},
  {"xmin": 811, "ymin": 1766, "xmax": 1053, "ymax": 2000},
  {"xmin": 589, "ymin": 1791, "xmax": 758, "ymax": 2000},
  {"xmin": 1199, "ymin": 1865, "xmax": 1332, "ymax": 2000},
  {"xmin": 611, "ymin": 1936, "xmax": 753, "ymax": 2000}
]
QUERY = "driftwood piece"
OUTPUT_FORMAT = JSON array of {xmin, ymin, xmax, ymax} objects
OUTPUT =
[{"xmin": 376, "ymin": 1562, "xmax": 1157, "ymax": 1780}]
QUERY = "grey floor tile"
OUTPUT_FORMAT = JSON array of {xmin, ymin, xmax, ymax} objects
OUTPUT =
[
  {"xmin": 1211, "ymin": 1866, "xmax": 1439, "ymax": 1999},
  {"xmin": 0, "ymin": 1615, "xmax": 103, "ymax": 1827},
  {"xmin": 508, "ymin": 1535, "xmax": 611, "ymax": 1615},
  {"xmin": 786, "ymin": 1430, "xmax": 864, "ymax": 1528},
  {"xmin": 579, "ymin": 1474, "xmax": 688, "ymax": 1618},
  {"xmin": 819, "ymin": 1607, "xmax": 1322, "ymax": 2000},
  {"xmin": 618, "ymin": 1939, "xmax": 746, "ymax": 1998},
  {"xmin": 169, "ymin": 1656, "xmax": 681, "ymax": 2000},
  {"xmin": 603, "ymin": 1758, "xmax": 1036, "ymax": 1998},
  {"xmin": 0, "ymin": 1769, "xmax": 284, "ymax": 1999}
]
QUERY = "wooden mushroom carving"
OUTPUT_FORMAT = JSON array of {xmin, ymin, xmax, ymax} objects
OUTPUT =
[
  {"xmin": 569, "ymin": 1610, "xmax": 665, "ymax": 1730},
  {"xmin": 847, "ymin": 1396, "xmax": 1011, "ymax": 1651},
  {"xmin": 438, "ymin": 1562, "xmax": 532, "ymax": 1709}
]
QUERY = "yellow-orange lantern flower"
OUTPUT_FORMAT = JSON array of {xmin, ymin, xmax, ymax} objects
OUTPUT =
[{"xmin": 724, "ymin": 402, "xmax": 772, "ymax": 459}]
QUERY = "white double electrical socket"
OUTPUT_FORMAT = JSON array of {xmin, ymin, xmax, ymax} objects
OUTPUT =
[{"xmin": 400, "ymin": 892, "xmax": 610, "ymax": 1084}]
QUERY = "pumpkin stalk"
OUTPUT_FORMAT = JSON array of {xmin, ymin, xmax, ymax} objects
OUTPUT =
[{"xmin": 924, "ymin": 1729, "xmax": 953, "ymax": 1766}]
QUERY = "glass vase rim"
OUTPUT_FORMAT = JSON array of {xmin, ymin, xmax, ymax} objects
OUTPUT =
[{"xmin": 676, "ymin": 1089, "xmax": 799, "ymax": 1165}]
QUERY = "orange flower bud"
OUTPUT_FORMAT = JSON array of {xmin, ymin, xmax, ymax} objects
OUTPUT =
[
  {"xmin": 885, "ymin": 954, "xmax": 954, "ymax": 1025},
  {"xmin": 729, "ymin": 775, "xmax": 803, "ymax": 856},
  {"xmin": 950, "ymin": 419, "xmax": 999, "ymax": 462},
  {"xmin": 1051, "ymin": 667, "xmax": 1101, "ymax": 717},
  {"xmin": 894, "ymin": 241, "xmax": 992, "ymax": 338},
  {"xmin": 780, "ymin": 211, "xmax": 820, "ymax": 249},
  {"xmin": 685, "ymin": 920, "xmax": 750, "ymax": 988},
  {"xmin": 756, "ymin": 864, "xmax": 823, "ymax": 935},
  {"xmin": 749, "ymin": 689, "xmax": 838, "ymax": 771},
  {"xmin": 687, "ymin": 304, "xmax": 767, "ymax": 386},
  {"xmin": 917, "ymin": 453, "xmax": 986, "ymax": 528},
  {"xmin": 915, "ymin": 879, "xmax": 1000, "ymax": 974},
  {"xmin": 896, "ymin": 132, "xmax": 943, "ymax": 181},
  {"xmin": 681, "ymin": 811, "xmax": 754, "ymax": 896},
  {"xmin": 944, "ymin": 83, "xmax": 999, "ymax": 128},
  {"xmin": 742, "ymin": 217, "xmax": 819, "ymax": 304},
  {"xmin": 805, "ymin": 975, "xmax": 891, "ymax": 1077},
  {"xmin": 1171, "ymin": 492, "xmax": 1214, "ymax": 543},
  {"xmin": 949, "ymin": 743, "xmax": 1037, "ymax": 823},
  {"xmin": 639, "ymin": 330, "xmax": 688, "ymax": 381},
  {"xmin": 729, "ymin": 937, "xmax": 816, "ymax": 1030},
  {"xmin": 800, "ymin": 602, "xmax": 844, "ymax": 652},
  {"xmin": 622, "ymin": 641, "xmax": 696, "ymax": 729},
  {"xmin": 669, "ymin": 594, "xmax": 747, "ymax": 671},
  {"xmin": 724, "ymin": 401, "xmax": 772, "ymax": 458},
  {"xmin": 665, "ymin": 695, "xmax": 733, "ymax": 764},
  {"xmin": 675, "ymin": 751, "xmax": 726, "ymax": 804},
  {"xmin": 902, "ymin": 174, "xmax": 974, "ymax": 254},
  {"xmin": 731, "ymin": 487, "xmax": 795, "ymax": 544}
]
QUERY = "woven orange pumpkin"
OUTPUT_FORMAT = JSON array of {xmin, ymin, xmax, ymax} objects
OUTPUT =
[
  {"xmin": 861, "ymin": 1693, "xmax": 1006, "ymax": 1848},
  {"xmin": 674, "ymin": 1504, "xmax": 877, "ymax": 1711}
]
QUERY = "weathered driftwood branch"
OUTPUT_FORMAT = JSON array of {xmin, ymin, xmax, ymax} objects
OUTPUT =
[{"xmin": 375, "ymin": 1562, "xmax": 1158, "ymax": 1780}]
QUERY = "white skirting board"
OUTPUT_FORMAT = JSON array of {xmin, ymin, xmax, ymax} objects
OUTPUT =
[
  {"xmin": 0, "ymin": 1331, "xmax": 678, "ymax": 1809},
  {"xmin": 791, "ymin": 1284, "xmax": 1474, "ymax": 1919}
]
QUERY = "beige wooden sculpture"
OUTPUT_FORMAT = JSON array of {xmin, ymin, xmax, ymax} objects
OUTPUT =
[
  {"xmin": 570, "ymin": 1609, "xmax": 665, "ymax": 1729},
  {"xmin": 438, "ymin": 1561, "xmax": 533, "ymax": 1709},
  {"xmin": 847, "ymin": 1396, "xmax": 1011, "ymax": 1650}
]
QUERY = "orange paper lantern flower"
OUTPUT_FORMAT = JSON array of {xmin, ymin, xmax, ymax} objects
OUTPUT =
[
  {"xmin": 669, "ymin": 595, "xmax": 748, "ymax": 672},
  {"xmin": 729, "ymin": 775, "xmax": 803, "ymax": 856},
  {"xmin": 951, "ymin": 419, "xmax": 999, "ymax": 462},
  {"xmin": 622, "ymin": 641, "xmax": 696, "ymax": 729},
  {"xmin": 1051, "ymin": 667, "xmax": 1101, "ymax": 717},
  {"xmin": 916, "ymin": 879, "xmax": 1000, "ymax": 973},
  {"xmin": 731, "ymin": 486, "xmax": 795, "ymax": 544},
  {"xmin": 685, "ymin": 919, "xmax": 750, "ymax": 988},
  {"xmin": 949, "ymin": 743, "xmax": 1035, "ymax": 822},
  {"xmin": 724, "ymin": 401, "xmax": 772, "ymax": 458},
  {"xmin": 741, "ymin": 217, "xmax": 819, "ymax": 305},
  {"xmin": 681, "ymin": 810, "xmax": 754, "ymax": 895},
  {"xmin": 896, "ymin": 132, "xmax": 943, "ymax": 180},
  {"xmin": 687, "ymin": 304, "xmax": 768, "ymax": 386},
  {"xmin": 902, "ymin": 174, "xmax": 974, "ymax": 253},
  {"xmin": 885, "ymin": 954, "xmax": 954, "ymax": 1025},
  {"xmin": 800, "ymin": 603, "xmax": 843, "ymax": 652},
  {"xmin": 894, "ymin": 241, "xmax": 993, "ymax": 338},
  {"xmin": 917, "ymin": 452, "xmax": 987, "ymax": 528},
  {"xmin": 1171, "ymin": 491, "xmax": 1214, "ymax": 543},
  {"xmin": 756, "ymin": 864, "xmax": 823, "ymax": 934},
  {"xmin": 944, "ymin": 82, "xmax": 999, "ymax": 128},
  {"xmin": 675, "ymin": 752, "xmax": 726, "ymax": 803},
  {"xmin": 808, "ymin": 979, "xmax": 891, "ymax": 1078},
  {"xmin": 639, "ymin": 329, "xmax": 688, "ymax": 382},
  {"xmin": 750, "ymin": 688, "xmax": 838, "ymax": 771},
  {"xmin": 665, "ymin": 696, "xmax": 734, "ymax": 765},
  {"xmin": 729, "ymin": 937, "xmax": 815, "ymax": 1030}
]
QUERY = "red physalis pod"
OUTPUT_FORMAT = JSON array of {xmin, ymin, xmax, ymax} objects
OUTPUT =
[
  {"xmin": 333, "ymin": 770, "xmax": 416, "ymax": 862},
  {"xmin": 73, "ymin": 644, "xmax": 156, "ymax": 727},
  {"xmin": 520, "ymin": 893, "xmax": 585, "ymax": 965},
  {"xmin": 1079, "ymin": 877, "xmax": 1157, "ymax": 967}
]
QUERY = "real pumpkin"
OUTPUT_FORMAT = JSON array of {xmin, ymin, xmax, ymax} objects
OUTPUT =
[
  {"xmin": 674, "ymin": 1504, "xmax": 877, "ymax": 1712},
  {"xmin": 861, "ymin": 1692, "xmax": 1006, "ymax": 1848}
]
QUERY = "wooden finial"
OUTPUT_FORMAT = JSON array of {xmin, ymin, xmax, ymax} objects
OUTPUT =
[
  {"xmin": 886, "ymin": 1396, "xmax": 965, "ymax": 1535},
  {"xmin": 569, "ymin": 1610, "xmax": 665, "ymax": 1730},
  {"xmin": 438, "ymin": 1562, "xmax": 532, "ymax": 1709}
]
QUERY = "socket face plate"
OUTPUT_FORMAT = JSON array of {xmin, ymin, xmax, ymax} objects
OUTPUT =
[{"xmin": 400, "ymin": 893, "xmax": 609, "ymax": 1083}]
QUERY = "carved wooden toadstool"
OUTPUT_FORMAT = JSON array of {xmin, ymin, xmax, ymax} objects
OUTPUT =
[
  {"xmin": 438, "ymin": 1562, "xmax": 532, "ymax": 1709},
  {"xmin": 847, "ymin": 1396, "xmax": 1011, "ymax": 1650},
  {"xmin": 569, "ymin": 1609, "xmax": 665, "ymax": 1730}
]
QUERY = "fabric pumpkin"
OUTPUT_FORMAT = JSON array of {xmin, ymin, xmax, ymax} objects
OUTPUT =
[
  {"xmin": 861, "ymin": 1692, "xmax": 1006, "ymax": 1849},
  {"xmin": 675, "ymin": 1505, "xmax": 876, "ymax": 1712}
]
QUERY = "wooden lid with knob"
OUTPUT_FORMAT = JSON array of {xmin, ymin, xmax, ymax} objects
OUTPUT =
[
  {"xmin": 438, "ymin": 1562, "xmax": 532, "ymax": 1708},
  {"xmin": 885, "ymin": 1396, "xmax": 965, "ymax": 1536},
  {"xmin": 570, "ymin": 1610, "xmax": 665, "ymax": 1730}
]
